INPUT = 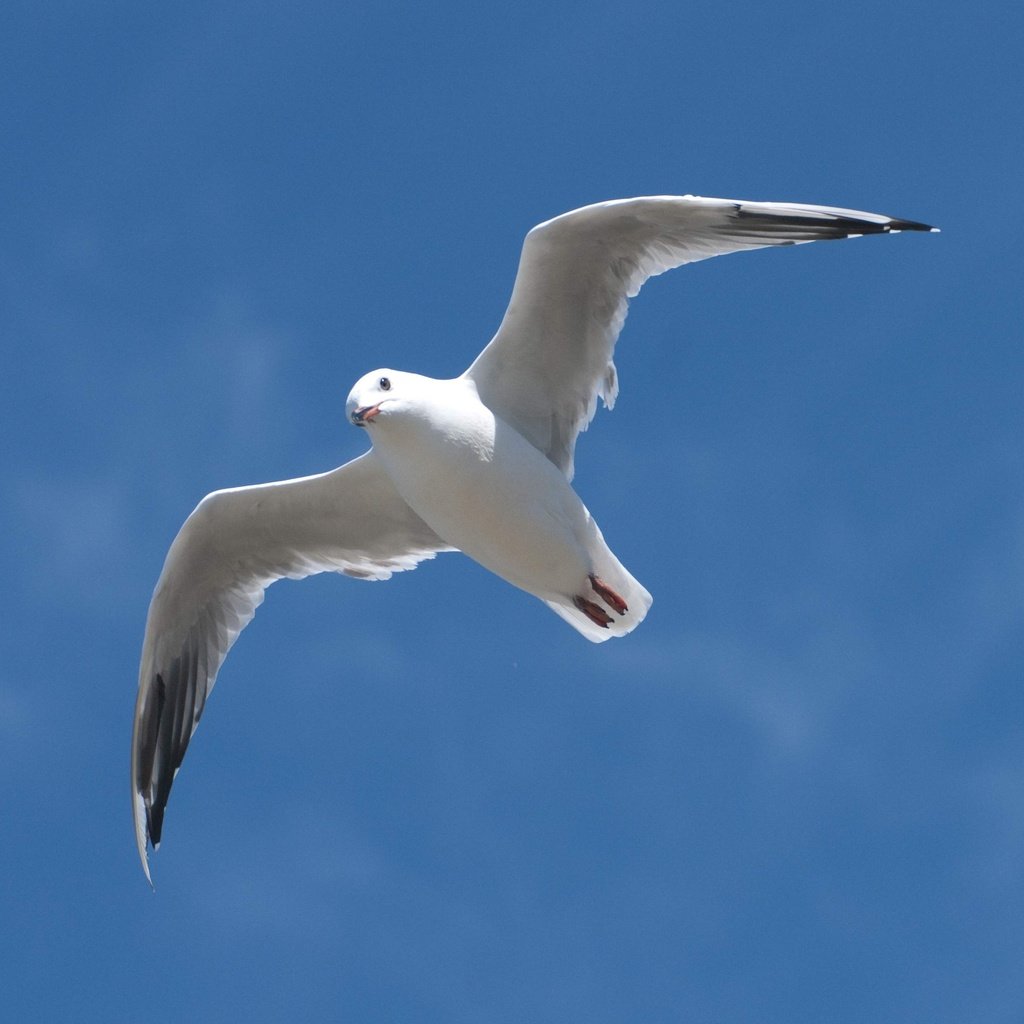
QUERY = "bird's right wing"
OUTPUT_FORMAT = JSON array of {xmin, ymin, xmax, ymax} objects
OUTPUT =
[
  {"xmin": 131, "ymin": 449, "xmax": 452, "ymax": 883},
  {"xmin": 464, "ymin": 196, "xmax": 936, "ymax": 479}
]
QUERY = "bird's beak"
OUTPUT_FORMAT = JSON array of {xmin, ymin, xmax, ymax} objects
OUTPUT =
[{"xmin": 351, "ymin": 403, "xmax": 382, "ymax": 426}]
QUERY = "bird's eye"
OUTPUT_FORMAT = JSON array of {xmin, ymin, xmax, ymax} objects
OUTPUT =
[{"xmin": 379, "ymin": 376, "xmax": 391, "ymax": 391}]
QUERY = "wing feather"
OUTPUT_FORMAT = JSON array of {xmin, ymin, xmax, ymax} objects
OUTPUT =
[
  {"xmin": 464, "ymin": 195, "xmax": 936, "ymax": 478},
  {"xmin": 131, "ymin": 450, "xmax": 451, "ymax": 882}
]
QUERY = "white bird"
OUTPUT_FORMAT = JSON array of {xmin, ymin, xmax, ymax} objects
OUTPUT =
[{"xmin": 131, "ymin": 195, "xmax": 936, "ymax": 881}]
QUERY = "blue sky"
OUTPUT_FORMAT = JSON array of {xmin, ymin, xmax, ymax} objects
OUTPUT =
[{"xmin": 2, "ymin": 1, "xmax": 1022, "ymax": 1020}]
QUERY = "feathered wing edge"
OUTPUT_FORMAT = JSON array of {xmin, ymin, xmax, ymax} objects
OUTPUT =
[
  {"xmin": 464, "ymin": 195, "xmax": 936, "ymax": 478},
  {"xmin": 131, "ymin": 451, "xmax": 452, "ymax": 884}
]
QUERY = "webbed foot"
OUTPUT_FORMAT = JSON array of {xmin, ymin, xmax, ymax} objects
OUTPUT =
[
  {"xmin": 573, "ymin": 595, "xmax": 614, "ymax": 628},
  {"xmin": 588, "ymin": 574, "xmax": 628, "ymax": 616}
]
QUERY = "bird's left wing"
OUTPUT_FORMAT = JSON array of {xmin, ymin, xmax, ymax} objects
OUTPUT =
[
  {"xmin": 464, "ymin": 195, "xmax": 936, "ymax": 479},
  {"xmin": 131, "ymin": 450, "xmax": 452, "ymax": 883}
]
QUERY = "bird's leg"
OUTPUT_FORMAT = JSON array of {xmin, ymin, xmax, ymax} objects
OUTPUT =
[
  {"xmin": 589, "ymin": 574, "xmax": 628, "ymax": 616},
  {"xmin": 573, "ymin": 595, "xmax": 614, "ymax": 628}
]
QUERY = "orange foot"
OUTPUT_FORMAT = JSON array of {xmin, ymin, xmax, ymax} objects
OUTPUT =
[
  {"xmin": 589, "ymin": 574, "xmax": 628, "ymax": 616},
  {"xmin": 574, "ymin": 595, "xmax": 614, "ymax": 628}
]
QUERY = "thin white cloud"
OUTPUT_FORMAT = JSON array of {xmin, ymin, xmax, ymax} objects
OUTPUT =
[
  {"xmin": 967, "ymin": 750, "xmax": 1024, "ymax": 891},
  {"xmin": 12, "ymin": 472, "xmax": 133, "ymax": 608},
  {"xmin": 180, "ymin": 295, "xmax": 290, "ymax": 449},
  {"xmin": 0, "ymin": 684, "xmax": 34, "ymax": 746}
]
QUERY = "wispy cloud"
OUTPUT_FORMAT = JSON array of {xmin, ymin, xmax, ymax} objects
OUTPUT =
[
  {"xmin": 12, "ymin": 472, "xmax": 133, "ymax": 608},
  {"xmin": 179, "ymin": 295, "xmax": 291, "ymax": 451},
  {"xmin": 0, "ymin": 683, "xmax": 35, "ymax": 747}
]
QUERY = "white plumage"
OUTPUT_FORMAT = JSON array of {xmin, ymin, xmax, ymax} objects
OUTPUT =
[{"xmin": 132, "ymin": 194, "xmax": 936, "ymax": 882}]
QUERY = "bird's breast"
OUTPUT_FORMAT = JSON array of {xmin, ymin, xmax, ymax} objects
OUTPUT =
[{"xmin": 371, "ymin": 405, "xmax": 590, "ymax": 595}]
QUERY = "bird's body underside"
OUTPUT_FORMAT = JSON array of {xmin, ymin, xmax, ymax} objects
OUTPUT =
[
  {"xmin": 132, "ymin": 193, "xmax": 937, "ymax": 882},
  {"xmin": 356, "ymin": 374, "xmax": 652, "ymax": 643}
]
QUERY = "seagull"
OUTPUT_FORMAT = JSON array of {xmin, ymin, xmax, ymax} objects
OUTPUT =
[{"xmin": 131, "ymin": 195, "xmax": 936, "ymax": 882}]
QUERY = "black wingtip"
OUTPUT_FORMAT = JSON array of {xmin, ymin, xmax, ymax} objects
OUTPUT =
[
  {"xmin": 732, "ymin": 205, "xmax": 938, "ymax": 242},
  {"xmin": 886, "ymin": 217, "xmax": 938, "ymax": 233},
  {"xmin": 146, "ymin": 803, "xmax": 165, "ymax": 849}
]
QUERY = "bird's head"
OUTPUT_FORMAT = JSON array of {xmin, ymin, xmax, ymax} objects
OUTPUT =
[{"xmin": 346, "ymin": 369, "xmax": 405, "ymax": 428}]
